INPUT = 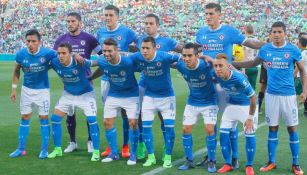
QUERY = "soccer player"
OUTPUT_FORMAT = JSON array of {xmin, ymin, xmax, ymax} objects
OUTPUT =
[
  {"xmin": 232, "ymin": 22, "xmax": 306, "ymax": 175},
  {"xmin": 96, "ymin": 5, "xmax": 137, "ymax": 157},
  {"xmin": 47, "ymin": 43, "xmax": 100, "ymax": 162},
  {"xmin": 130, "ymin": 36, "xmax": 180, "ymax": 168},
  {"xmin": 195, "ymin": 2, "xmax": 263, "ymax": 167},
  {"xmin": 135, "ymin": 13, "xmax": 183, "ymax": 159},
  {"xmin": 176, "ymin": 43, "xmax": 218, "ymax": 172},
  {"xmin": 89, "ymin": 38, "xmax": 140, "ymax": 165},
  {"xmin": 9, "ymin": 29, "xmax": 57, "ymax": 159},
  {"xmin": 212, "ymin": 53, "xmax": 257, "ymax": 175},
  {"xmin": 53, "ymin": 12, "xmax": 101, "ymax": 153}
]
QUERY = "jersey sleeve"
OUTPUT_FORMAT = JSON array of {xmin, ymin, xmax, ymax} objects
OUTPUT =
[
  {"xmin": 53, "ymin": 37, "xmax": 61, "ymax": 50},
  {"xmin": 89, "ymin": 35, "xmax": 101, "ymax": 53},
  {"xmin": 293, "ymin": 47, "xmax": 302, "ymax": 63},
  {"xmin": 195, "ymin": 29, "xmax": 201, "ymax": 44},
  {"xmin": 168, "ymin": 38, "xmax": 177, "ymax": 51},
  {"xmin": 240, "ymin": 76, "xmax": 255, "ymax": 97},
  {"xmin": 257, "ymin": 47, "xmax": 266, "ymax": 61},
  {"xmin": 229, "ymin": 26, "xmax": 246, "ymax": 45},
  {"xmin": 15, "ymin": 52, "xmax": 21, "ymax": 65},
  {"xmin": 166, "ymin": 52, "xmax": 180, "ymax": 64},
  {"xmin": 126, "ymin": 28, "xmax": 137, "ymax": 44}
]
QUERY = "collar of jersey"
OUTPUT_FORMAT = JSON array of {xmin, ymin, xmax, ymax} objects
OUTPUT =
[
  {"xmin": 64, "ymin": 57, "xmax": 73, "ymax": 67},
  {"xmin": 107, "ymin": 24, "xmax": 120, "ymax": 32},
  {"xmin": 145, "ymin": 52, "xmax": 157, "ymax": 62},
  {"xmin": 27, "ymin": 47, "xmax": 41, "ymax": 55},
  {"xmin": 186, "ymin": 59, "xmax": 200, "ymax": 70},
  {"xmin": 272, "ymin": 41, "xmax": 287, "ymax": 48},
  {"xmin": 108, "ymin": 55, "xmax": 121, "ymax": 66},
  {"xmin": 208, "ymin": 24, "xmax": 222, "ymax": 32},
  {"xmin": 223, "ymin": 69, "xmax": 233, "ymax": 81}
]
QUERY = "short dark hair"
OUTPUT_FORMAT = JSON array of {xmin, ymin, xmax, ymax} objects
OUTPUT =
[
  {"xmin": 105, "ymin": 5, "xmax": 119, "ymax": 16},
  {"xmin": 67, "ymin": 12, "xmax": 82, "ymax": 21},
  {"xmin": 271, "ymin": 21, "xmax": 286, "ymax": 32},
  {"xmin": 146, "ymin": 13, "xmax": 160, "ymax": 26},
  {"xmin": 299, "ymin": 32, "xmax": 307, "ymax": 38},
  {"xmin": 245, "ymin": 25, "xmax": 254, "ymax": 34},
  {"xmin": 299, "ymin": 36, "xmax": 307, "ymax": 48},
  {"xmin": 103, "ymin": 38, "xmax": 118, "ymax": 47},
  {"xmin": 25, "ymin": 29, "xmax": 41, "ymax": 41},
  {"xmin": 58, "ymin": 42, "xmax": 72, "ymax": 53},
  {"xmin": 142, "ymin": 36, "xmax": 156, "ymax": 47},
  {"xmin": 183, "ymin": 43, "xmax": 199, "ymax": 55},
  {"xmin": 205, "ymin": 3, "xmax": 221, "ymax": 13}
]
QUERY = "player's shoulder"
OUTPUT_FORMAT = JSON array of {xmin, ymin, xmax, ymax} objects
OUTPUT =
[
  {"xmin": 16, "ymin": 48, "xmax": 27, "ymax": 56},
  {"xmin": 231, "ymin": 70, "xmax": 247, "ymax": 81},
  {"xmin": 285, "ymin": 42, "xmax": 300, "ymax": 53},
  {"xmin": 97, "ymin": 27, "xmax": 108, "ymax": 34},
  {"xmin": 196, "ymin": 26, "xmax": 209, "ymax": 34},
  {"xmin": 80, "ymin": 31, "xmax": 96, "ymax": 38}
]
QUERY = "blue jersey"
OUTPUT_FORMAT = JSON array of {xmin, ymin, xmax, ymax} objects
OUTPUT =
[
  {"xmin": 96, "ymin": 24, "xmax": 137, "ymax": 81},
  {"xmin": 136, "ymin": 34, "xmax": 177, "ymax": 52},
  {"xmin": 258, "ymin": 42, "xmax": 301, "ymax": 95},
  {"xmin": 51, "ymin": 57, "xmax": 93, "ymax": 95},
  {"xmin": 15, "ymin": 47, "xmax": 57, "ymax": 89},
  {"xmin": 196, "ymin": 24, "xmax": 245, "ymax": 63},
  {"xmin": 97, "ymin": 55, "xmax": 139, "ymax": 98},
  {"xmin": 176, "ymin": 59, "xmax": 217, "ymax": 106},
  {"xmin": 130, "ymin": 51, "xmax": 180, "ymax": 97},
  {"xmin": 215, "ymin": 70, "xmax": 255, "ymax": 105}
]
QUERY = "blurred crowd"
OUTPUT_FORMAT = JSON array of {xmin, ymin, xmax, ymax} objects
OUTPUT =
[{"xmin": 0, "ymin": 0, "xmax": 306, "ymax": 53}]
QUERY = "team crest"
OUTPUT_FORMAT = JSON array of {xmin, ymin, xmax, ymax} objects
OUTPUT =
[
  {"xmin": 156, "ymin": 44, "xmax": 161, "ymax": 49},
  {"xmin": 219, "ymin": 35, "xmax": 224, "ymax": 40},
  {"xmin": 284, "ymin": 53, "xmax": 290, "ymax": 59},
  {"xmin": 120, "ymin": 70, "xmax": 126, "ymax": 76},
  {"xmin": 203, "ymin": 44, "xmax": 209, "ymax": 50},
  {"xmin": 117, "ymin": 36, "xmax": 122, "ymax": 41},
  {"xmin": 73, "ymin": 69, "xmax": 78, "ymax": 75},
  {"xmin": 267, "ymin": 62, "xmax": 272, "ymax": 68},
  {"xmin": 156, "ymin": 62, "xmax": 162, "ymax": 67},
  {"xmin": 40, "ymin": 57, "xmax": 45, "ymax": 63},
  {"xmin": 80, "ymin": 40, "xmax": 86, "ymax": 46},
  {"xmin": 199, "ymin": 74, "xmax": 206, "ymax": 80},
  {"xmin": 231, "ymin": 86, "xmax": 236, "ymax": 91}
]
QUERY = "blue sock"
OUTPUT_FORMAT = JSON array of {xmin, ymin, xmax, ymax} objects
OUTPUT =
[
  {"xmin": 164, "ymin": 119, "xmax": 175, "ymax": 155},
  {"xmin": 51, "ymin": 114, "xmax": 62, "ymax": 147},
  {"xmin": 87, "ymin": 116, "xmax": 100, "ymax": 150},
  {"xmin": 289, "ymin": 131, "xmax": 300, "ymax": 165},
  {"xmin": 230, "ymin": 128, "xmax": 238, "ymax": 159},
  {"xmin": 268, "ymin": 130, "xmax": 278, "ymax": 163},
  {"xmin": 40, "ymin": 119, "xmax": 50, "ymax": 151},
  {"xmin": 17, "ymin": 119, "xmax": 30, "ymax": 150},
  {"xmin": 245, "ymin": 133, "xmax": 256, "ymax": 166},
  {"xmin": 105, "ymin": 127, "xmax": 117, "ymax": 155},
  {"xmin": 129, "ymin": 128, "xmax": 139, "ymax": 156},
  {"xmin": 138, "ymin": 120, "xmax": 143, "ymax": 142},
  {"xmin": 206, "ymin": 134, "xmax": 217, "ymax": 161},
  {"xmin": 220, "ymin": 128, "xmax": 232, "ymax": 165},
  {"xmin": 142, "ymin": 121, "xmax": 154, "ymax": 154},
  {"xmin": 122, "ymin": 113, "xmax": 129, "ymax": 145},
  {"xmin": 159, "ymin": 113, "xmax": 167, "ymax": 146},
  {"xmin": 182, "ymin": 134, "xmax": 193, "ymax": 161}
]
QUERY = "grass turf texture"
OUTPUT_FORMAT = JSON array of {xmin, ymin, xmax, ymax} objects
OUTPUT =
[{"xmin": 0, "ymin": 61, "xmax": 306, "ymax": 175}]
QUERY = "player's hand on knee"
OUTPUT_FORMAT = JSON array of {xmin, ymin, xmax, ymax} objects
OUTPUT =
[
  {"xmin": 244, "ymin": 119, "xmax": 254, "ymax": 134},
  {"xmin": 10, "ymin": 90, "xmax": 17, "ymax": 103},
  {"xmin": 299, "ymin": 92, "xmax": 307, "ymax": 103}
]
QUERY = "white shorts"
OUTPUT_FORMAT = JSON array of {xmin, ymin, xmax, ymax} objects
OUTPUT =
[
  {"xmin": 215, "ymin": 83, "xmax": 227, "ymax": 113},
  {"xmin": 55, "ymin": 91, "xmax": 97, "ymax": 116},
  {"xmin": 104, "ymin": 96, "xmax": 140, "ymax": 119},
  {"xmin": 20, "ymin": 86, "xmax": 50, "ymax": 116},
  {"xmin": 220, "ymin": 104, "xmax": 258, "ymax": 131},
  {"xmin": 142, "ymin": 96, "xmax": 176, "ymax": 121},
  {"xmin": 101, "ymin": 80, "xmax": 110, "ymax": 104},
  {"xmin": 265, "ymin": 93, "xmax": 298, "ymax": 126},
  {"xmin": 183, "ymin": 105, "xmax": 218, "ymax": 125}
]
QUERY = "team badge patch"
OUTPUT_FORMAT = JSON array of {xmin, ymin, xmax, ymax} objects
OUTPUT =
[
  {"xmin": 284, "ymin": 53, "xmax": 290, "ymax": 59},
  {"xmin": 73, "ymin": 69, "xmax": 78, "ymax": 75},
  {"xmin": 267, "ymin": 62, "xmax": 272, "ymax": 68},
  {"xmin": 157, "ymin": 62, "xmax": 162, "ymax": 67},
  {"xmin": 203, "ymin": 44, "xmax": 209, "ymax": 50},
  {"xmin": 117, "ymin": 36, "xmax": 122, "ymax": 41},
  {"xmin": 199, "ymin": 74, "xmax": 206, "ymax": 80},
  {"xmin": 219, "ymin": 35, "xmax": 224, "ymax": 40},
  {"xmin": 40, "ymin": 57, "xmax": 45, "ymax": 63},
  {"xmin": 80, "ymin": 40, "xmax": 86, "ymax": 46},
  {"xmin": 120, "ymin": 70, "xmax": 126, "ymax": 76},
  {"xmin": 156, "ymin": 44, "xmax": 161, "ymax": 49}
]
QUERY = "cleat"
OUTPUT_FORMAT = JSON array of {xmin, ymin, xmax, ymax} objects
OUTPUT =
[
  {"xmin": 64, "ymin": 142, "xmax": 78, "ymax": 153},
  {"xmin": 178, "ymin": 159, "xmax": 194, "ymax": 170},
  {"xmin": 101, "ymin": 146, "xmax": 111, "ymax": 157},
  {"xmin": 143, "ymin": 154, "xmax": 156, "ymax": 167},
  {"xmin": 260, "ymin": 162, "xmax": 276, "ymax": 172},
  {"xmin": 208, "ymin": 161, "xmax": 217, "ymax": 173},
  {"xmin": 47, "ymin": 147, "xmax": 63, "ymax": 158},
  {"xmin": 137, "ymin": 142, "xmax": 146, "ymax": 159},
  {"xmin": 121, "ymin": 144, "xmax": 130, "ymax": 158},
  {"xmin": 163, "ymin": 154, "xmax": 172, "ymax": 168},
  {"xmin": 161, "ymin": 147, "xmax": 166, "ymax": 161},
  {"xmin": 91, "ymin": 150, "xmax": 100, "ymax": 161},
  {"xmin": 196, "ymin": 155, "xmax": 208, "ymax": 166},
  {"xmin": 9, "ymin": 149, "xmax": 26, "ymax": 158},
  {"xmin": 218, "ymin": 164, "xmax": 233, "ymax": 173},
  {"xmin": 101, "ymin": 153, "xmax": 119, "ymax": 163},
  {"xmin": 87, "ymin": 141, "xmax": 93, "ymax": 153},
  {"xmin": 38, "ymin": 150, "xmax": 48, "ymax": 159},
  {"xmin": 245, "ymin": 166, "xmax": 255, "ymax": 175},
  {"xmin": 292, "ymin": 165, "xmax": 304, "ymax": 175},
  {"xmin": 127, "ymin": 154, "xmax": 137, "ymax": 165},
  {"xmin": 232, "ymin": 157, "xmax": 239, "ymax": 169}
]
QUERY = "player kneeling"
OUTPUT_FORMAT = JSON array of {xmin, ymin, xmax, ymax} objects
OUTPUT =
[
  {"xmin": 213, "ymin": 54, "xmax": 258, "ymax": 175},
  {"xmin": 47, "ymin": 43, "xmax": 100, "ymax": 161}
]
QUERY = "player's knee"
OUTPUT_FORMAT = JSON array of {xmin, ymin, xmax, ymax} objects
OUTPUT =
[
  {"xmin": 182, "ymin": 125, "xmax": 192, "ymax": 134},
  {"xmin": 269, "ymin": 126, "xmax": 279, "ymax": 132},
  {"xmin": 129, "ymin": 119, "xmax": 137, "ymax": 129},
  {"xmin": 39, "ymin": 115, "xmax": 48, "ymax": 119},
  {"xmin": 103, "ymin": 119, "xmax": 113, "ymax": 129},
  {"xmin": 21, "ymin": 114, "xmax": 31, "ymax": 120},
  {"xmin": 205, "ymin": 124, "xmax": 215, "ymax": 135},
  {"xmin": 287, "ymin": 126, "xmax": 297, "ymax": 133}
]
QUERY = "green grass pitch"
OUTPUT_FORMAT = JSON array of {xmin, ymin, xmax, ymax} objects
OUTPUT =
[{"xmin": 0, "ymin": 61, "xmax": 306, "ymax": 175}]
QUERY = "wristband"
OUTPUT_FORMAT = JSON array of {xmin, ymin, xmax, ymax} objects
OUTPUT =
[
  {"xmin": 247, "ymin": 114, "xmax": 254, "ymax": 120},
  {"xmin": 12, "ymin": 84, "xmax": 17, "ymax": 89}
]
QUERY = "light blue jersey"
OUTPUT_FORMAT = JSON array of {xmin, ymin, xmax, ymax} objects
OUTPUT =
[
  {"xmin": 136, "ymin": 34, "xmax": 177, "ymax": 52},
  {"xmin": 215, "ymin": 70, "xmax": 255, "ymax": 105},
  {"xmin": 258, "ymin": 42, "xmax": 301, "ymax": 96},
  {"xmin": 176, "ymin": 59, "xmax": 217, "ymax": 106},
  {"xmin": 196, "ymin": 24, "xmax": 246, "ymax": 63},
  {"xmin": 51, "ymin": 58, "xmax": 93, "ymax": 95},
  {"xmin": 15, "ymin": 47, "xmax": 57, "ymax": 89},
  {"xmin": 130, "ymin": 51, "xmax": 180, "ymax": 97},
  {"xmin": 97, "ymin": 55, "xmax": 139, "ymax": 97}
]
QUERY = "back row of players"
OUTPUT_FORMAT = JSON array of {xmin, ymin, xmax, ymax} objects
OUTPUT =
[{"xmin": 9, "ymin": 3, "xmax": 307, "ymax": 175}]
